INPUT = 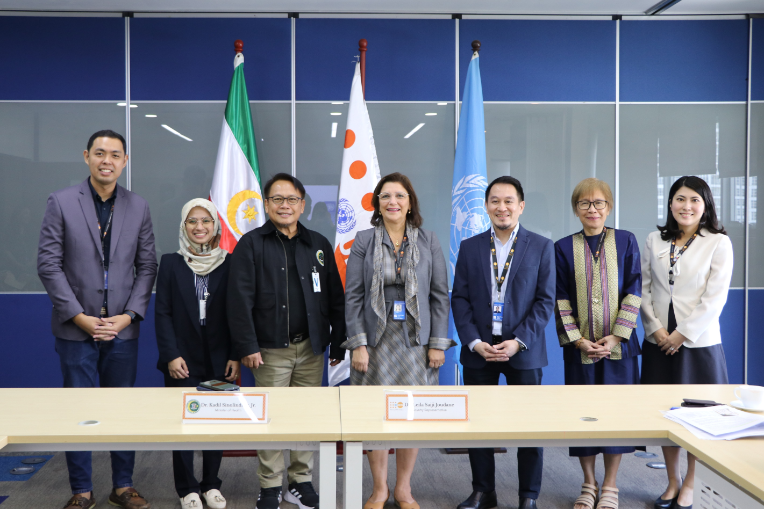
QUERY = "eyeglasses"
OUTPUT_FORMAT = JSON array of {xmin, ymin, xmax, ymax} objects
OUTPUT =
[
  {"xmin": 576, "ymin": 200, "xmax": 608, "ymax": 210},
  {"xmin": 185, "ymin": 217, "xmax": 214, "ymax": 227},
  {"xmin": 378, "ymin": 192, "xmax": 409, "ymax": 201},
  {"xmin": 267, "ymin": 196, "xmax": 303, "ymax": 206}
]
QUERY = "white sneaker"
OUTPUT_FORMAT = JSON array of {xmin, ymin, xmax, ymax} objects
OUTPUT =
[
  {"xmin": 202, "ymin": 489, "xmax": 227, "ymax": 509},
  {"xmin": 180, "ymin": 492, "xmax": 202, "ymax": 509}
]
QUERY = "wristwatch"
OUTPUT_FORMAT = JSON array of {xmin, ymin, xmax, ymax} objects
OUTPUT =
[{"xmin": 124, "ymin": 310, "xmax": 138, "ymax": 323}]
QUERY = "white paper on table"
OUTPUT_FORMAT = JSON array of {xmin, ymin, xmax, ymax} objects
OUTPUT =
[{"xmin": 663, "ymin": 406, "xmax": 764, "ymax": 437}]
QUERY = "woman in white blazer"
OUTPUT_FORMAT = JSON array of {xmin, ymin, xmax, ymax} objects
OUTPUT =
[{"xmin": 641, "ymin": 176, "xmax": 733, "ymax": 509}]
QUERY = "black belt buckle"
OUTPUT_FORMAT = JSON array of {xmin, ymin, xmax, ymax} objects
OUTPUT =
[
  {"xmin": 290, "ymin": 333, "xmax": 308, "ymax": 344},
  {"xmin": 491, "ymin": 335, "xmax": 503, "ymax": 346}
]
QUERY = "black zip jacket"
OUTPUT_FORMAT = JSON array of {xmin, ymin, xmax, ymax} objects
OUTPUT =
[{"xmin": 227, "ymin": 220, "xmax": 346, "ymax": 360}]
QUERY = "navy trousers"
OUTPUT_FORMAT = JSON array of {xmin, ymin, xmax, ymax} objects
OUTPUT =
[{"xmin": 463, "ymin": 362, "xmax": 544, "ymax": 499}]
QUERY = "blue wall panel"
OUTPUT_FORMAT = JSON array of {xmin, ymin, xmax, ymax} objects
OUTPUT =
[
  {"xmin": 748, "ymin": 289, "xmax": 764, "ymax": 386},
  {"xmin": 0, "ymin": 289, "xmax": 749, "ymax": 388},
  {"xmin": 753, "ymin": 19, "xmax": 764, "ymax": 101},
  {"xmin": 459, "ymin": 20, "xmax": 616, "ymax": 102},
  {"xmin": 0, "ymin": 17, "xmax": 125, "ymax": 100},
  {"xmin": 620, "ymin": 20, "xmax": 749, "ymax": 102},
  {"xmin": 131, "ymin": 18, "xmax": 291, "ymax": 101},
  {"xmin": 296, "ymin": 19, "xmax": 454, "ymax": 101}
]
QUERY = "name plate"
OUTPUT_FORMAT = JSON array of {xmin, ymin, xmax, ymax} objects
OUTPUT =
[
  {"xmin": 182, "ymin": 392, "xmax": 269, "ymax": 424},
  {"xmin": 385, "ymin": 390, "xmax": 469, "ymax": 421}
]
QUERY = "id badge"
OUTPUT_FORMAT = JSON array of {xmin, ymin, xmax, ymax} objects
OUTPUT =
[
  {"xmin": 393, "ymin": 300, "xmax": 406, "ymax": 321},
  {"xmin": 492, "ymin": 302, "xmax": 504, "ymax": 322},
  {"xmin": 199, "ymin": 300, "xmax": 207, "ymax": 320},
  {"xmin": 312, "ymin": 271, "xmax": 321, "ymax": 293}
]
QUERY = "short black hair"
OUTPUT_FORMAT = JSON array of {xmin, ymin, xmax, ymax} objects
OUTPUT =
[
  {"xmin": 658, "ymin": 176, "xmax": 726, "ymax": 241},
  {"xmin": 485, "ymin": 176, "xmax": 524, "ymax": 202},
  {"xmin": 87, "ymin": 130, "xmax": 127, "ymax": 154},
  {"xmin": 263, "ymin": 173, "xmax": 306, "ymax": 199}
]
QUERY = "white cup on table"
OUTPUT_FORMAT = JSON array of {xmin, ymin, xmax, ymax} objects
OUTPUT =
[{"xmin": 734, "ymin": 385, "xmax": 764, "ymax": 409}]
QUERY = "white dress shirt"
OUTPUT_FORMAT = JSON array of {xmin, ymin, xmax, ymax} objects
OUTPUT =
[
  {"xmin": 468, "ymin": 223, "xmax": 526, "ymax": 352},
  {"xmin": 641, "ymin": 229, "xmax": 733, "ymax": 348}
]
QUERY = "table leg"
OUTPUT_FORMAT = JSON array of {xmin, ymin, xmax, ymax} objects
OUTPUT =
[
  {"xmin": 319, "ymin": 442, "xmax": 337, "ymax": 509},
  {"xmin": 343, "ymin": 442, "xmax": 363, "ymax": 509}
]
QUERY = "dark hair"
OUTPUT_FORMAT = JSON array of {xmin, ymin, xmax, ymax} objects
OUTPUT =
[
  {"xmin": 658, "ymin": 176, "xmax": 726, "ymax": 241},
  {"xmin": 485, "ymin": 176, "xmax": 524, "ymax": 202},
  {"xmin": 263, "ymin": 173, "xmax": 305, "ymax": 199},
  {"xmin": 87, "ymin": 130, "xmax": 127, "ymax": 154},
  {"xmin": 370, "ymin": 172, "xmax": 423, "ymax": 228}
]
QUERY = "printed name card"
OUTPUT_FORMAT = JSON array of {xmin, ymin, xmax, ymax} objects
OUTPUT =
[
  {"xmin": 385, "ymin": 391, "xmax": 469, "ymax": 421},
  {"xmin": 182, "ymin": 392, "xmax": 269, "ymax": 424}
]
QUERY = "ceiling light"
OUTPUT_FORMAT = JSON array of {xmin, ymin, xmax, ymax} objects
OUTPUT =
[
  {"xmin": 404, "ymin": 123, "xmax": 425, "ymax": 139},
  {"xmin": 425, "ymin": 113, "xmax": 437, "ymax": 116},
  {"xmin": 437, "ymin": 102, "xmax": 447, "ymax": 105},
  {"xmin": 331, "ymin": 122, "xmax": 338, "ymax": 138},
  {"xmin": 116, "ymin": 103, "xmax": 138, "ymax": 108},
  {"xmin": 331, "ymin": 102, "xmax": 344, "ymax": 105},
  {"xmin": 145, "ymin": 114, "xmax": 157, "ymax": 118},
  {"xmin": 331, "ymin": 112, "xmax": 342, "ymax": 116},
  {"xmin": 161, "ymin": 124, "xmax": 193, "ymax": 141}
]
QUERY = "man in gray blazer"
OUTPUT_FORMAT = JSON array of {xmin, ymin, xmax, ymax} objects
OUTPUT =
[{"xmin": 37, "ymin": 130, "xmax": 156, "ymax": 509}]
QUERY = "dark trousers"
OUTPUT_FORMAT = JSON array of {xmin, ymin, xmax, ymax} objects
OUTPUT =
[
  {"xmin": 56, "ymin": 338, "xmax": 138, "ymax": 494},
  {"xmin": 463, "ymin": 363, "xmax": 544, "ymax": 499},
  {"xmin": 164, "ymin": 373, "xmax": 224, "ymax": 498}
]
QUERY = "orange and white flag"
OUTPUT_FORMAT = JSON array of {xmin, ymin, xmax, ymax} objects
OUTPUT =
[{"xmin": 329, "ymin": 62, "xmax": 380, "ymax": 386}]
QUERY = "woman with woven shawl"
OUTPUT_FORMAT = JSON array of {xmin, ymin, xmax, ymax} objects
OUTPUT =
[
  {"xmin": 343, "ymin": 172, "xmax": 453, "ymax": 509},
  {"xmin": 554, "ymin": 178, "xmax": 642, "ymax": 509},
  {"xmin": 155, "ymin": 198, "xmax": 238, "ymax": 509}
]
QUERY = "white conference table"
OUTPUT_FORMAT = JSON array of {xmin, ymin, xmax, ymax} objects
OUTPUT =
[
  {"xmin": 338, "ymin": 385, "xmax": 764, "ymax": 509},
  {"xmin": 0, "ymin": 387, "xmax": 341, "ymax": 509}
]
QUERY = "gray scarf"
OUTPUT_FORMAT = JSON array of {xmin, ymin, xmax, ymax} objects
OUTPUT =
[{"xmin": 370, "ymin": 224, "xmax": 421, "ymax": 345}]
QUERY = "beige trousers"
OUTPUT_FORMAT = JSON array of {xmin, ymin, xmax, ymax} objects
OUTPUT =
[{"xmin": 253, "ymin": 338, "xmax": 324, "ymax": 488}]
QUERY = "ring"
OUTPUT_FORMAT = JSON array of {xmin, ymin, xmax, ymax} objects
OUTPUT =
[{"xmin": 669, "ymin": 347, "xmax": 675, "ymax": 351}]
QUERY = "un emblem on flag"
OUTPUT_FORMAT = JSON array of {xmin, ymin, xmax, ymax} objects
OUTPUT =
[
  {"xmin": 337, "ymin": 198, "xmax": 357, "ymax": 234},
  {"xmin": 450, "ymin": 175, "xmax": 490, "ymax": 263}
]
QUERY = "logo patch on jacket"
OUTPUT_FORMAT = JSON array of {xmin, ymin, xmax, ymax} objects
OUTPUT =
[{"xmin": 316, "ymin": 250, "xmax": 325, "ymax": 266}]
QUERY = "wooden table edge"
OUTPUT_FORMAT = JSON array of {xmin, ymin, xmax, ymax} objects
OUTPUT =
[
  {"xmin": 4, "ymin": 433, "xmax": 342, "ymax": 445},
  {"xmin": 667, "ymin": 430, "xmax": 764, "ymax": 503},
  {"xmin": 0, "ymin": 436, "xmax": 6, "ymax": 450}
]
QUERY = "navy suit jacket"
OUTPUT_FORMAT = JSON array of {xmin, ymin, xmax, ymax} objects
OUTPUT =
[{"xmin": 451, "ymin": 225, "xmax": 555, "ymax": 370}]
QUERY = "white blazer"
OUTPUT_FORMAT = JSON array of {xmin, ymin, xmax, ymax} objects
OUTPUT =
[{"xmin": 641, "ymin": 229, "xmax": 733, "ymax": 349}]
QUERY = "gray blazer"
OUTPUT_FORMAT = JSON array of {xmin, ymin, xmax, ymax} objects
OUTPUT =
[
  {"xmin": 344, "ymin": 226, "xmax": 451, "ymax": 350},
  {"xmin": 37, "ymin": 179, "xmax": 157, "ymax": 340}
]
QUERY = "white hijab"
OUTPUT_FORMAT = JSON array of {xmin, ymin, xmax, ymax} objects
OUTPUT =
[{"xmin": 177, "ymin": 198, "xmax": 227, "ymax": 276}]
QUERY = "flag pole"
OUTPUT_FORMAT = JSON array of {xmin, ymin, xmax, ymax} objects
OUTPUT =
[
  {"xmin": 359, "ymin": 39, "xmax": 367, "ymax": 98},
  {"xmin": 472, "ymin": 39, "xmax": 481, "ymax": 54},
  {"xmin": 235, "ymin": 39, "xmax": 243, "ymax": 54}
]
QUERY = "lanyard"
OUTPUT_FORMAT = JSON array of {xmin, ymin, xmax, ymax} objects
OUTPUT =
[
  {"xmin": 96, "ymin": 202, "xmax": 115, "ymax": 265},
  {"xmin": 581, "ymin": 227, "xmax": 608, "ymax": 263},
  {"xmin": 392, "ymin": 233, "xmax": 408, "ymax": 298},
  {"xmin": 490, "ymin": 231, "xmax": 518, "ymax": 301},
  {"xmin": 669, "ymin": 231, "xmax": 698, "ymax": 286}
]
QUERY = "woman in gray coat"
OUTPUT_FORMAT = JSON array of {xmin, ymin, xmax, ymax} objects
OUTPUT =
[{"xmin": 342, "ymin": 172, "xmax": 453, "ymax": 509}]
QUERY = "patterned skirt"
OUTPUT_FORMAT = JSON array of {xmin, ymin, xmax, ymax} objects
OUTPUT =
[{"xmin": 350, "ymin": 317, "xmax": 438, "ymax": 386}]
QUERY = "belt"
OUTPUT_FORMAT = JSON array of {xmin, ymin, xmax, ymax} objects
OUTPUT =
[{"xmin": 290, "ymin": 333, "xmax": 308, "ymax": 344}]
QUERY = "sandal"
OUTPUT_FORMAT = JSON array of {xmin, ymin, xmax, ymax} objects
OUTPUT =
[
  {"xmin": 574, "ymin": 483, "xmax": 599, "ymax": 509},
  {"xmin": 597, "ymin": 487, "xmax": 619, "ymax": 509}
]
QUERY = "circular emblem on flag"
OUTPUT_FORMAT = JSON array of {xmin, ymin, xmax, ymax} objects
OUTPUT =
[
  {"xmin": 316, "ymin": 250, "xmax": 325, "ymax": 266},
  {"xmin": 337, "ymin": 198, "xmax": 356, "ymax": 234},
  {"xmin": 187, "ymin": 399, "xmax": 201, "ymax": 414},
  {"xmin": 450, "ymin": 175, "xmax": 490, "ymax": 266},
  {"xmin": 227, "ymin": 190, "xmax": 262, "ymax": 236}
]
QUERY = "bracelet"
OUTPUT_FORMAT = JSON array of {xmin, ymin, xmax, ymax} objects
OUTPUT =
[{"xmin": 574, "ymin": 338, "xmax": 583, "ymax": 349}]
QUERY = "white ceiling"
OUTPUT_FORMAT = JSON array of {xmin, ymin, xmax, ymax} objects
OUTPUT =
[{"xmin": 0, "ymin": 0, "xmax": 762, "ymax": 15}]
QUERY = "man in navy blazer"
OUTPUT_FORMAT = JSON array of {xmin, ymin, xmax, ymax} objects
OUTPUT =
[
  {"xmin": 37, "ymin": 130, "xmax": 156, "ymax": 509},
  {"xmin": 452, "ymin": 176, "xmax": 555, "ymax": 509}
]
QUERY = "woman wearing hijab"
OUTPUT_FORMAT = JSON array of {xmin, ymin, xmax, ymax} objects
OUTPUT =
[
  {"xmin": 342, "ymin": 172, "xmax": 453, "ymax": 509},
  {"xmin": 155, "ymin": 198, "xmax": 239, "ymax": 509}
]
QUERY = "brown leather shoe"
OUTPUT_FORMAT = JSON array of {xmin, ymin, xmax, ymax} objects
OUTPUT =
[
  {"xmin": 63, "ymin": 494, "xmax": 96, "ymax": 509},
  {"xmin": 108, "ymin": 487, "xmax": 151, "ymax": 509}
]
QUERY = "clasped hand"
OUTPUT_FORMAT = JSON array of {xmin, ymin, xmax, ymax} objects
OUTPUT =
[
  {"xmin": 578, "ymin": 335, "xmax": 620, "ymax": 360},
  {"xmin": 73, "ymin": 313, "xmax": 131, "ymax": 341},
  {"xmin": 653, "ymin": 327, "xmax": 686, "ymax": 356},
  {"xmin": 474, "ymin": 340, "xmax": 520, "ymax": 362}
]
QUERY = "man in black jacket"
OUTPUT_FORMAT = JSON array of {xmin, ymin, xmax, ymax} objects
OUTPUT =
[{"xmin": 227, "ymin": 173, "xmax": 346, "ymax": 509}]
